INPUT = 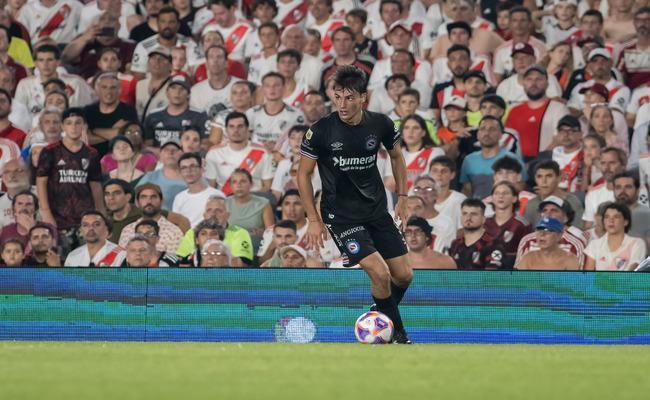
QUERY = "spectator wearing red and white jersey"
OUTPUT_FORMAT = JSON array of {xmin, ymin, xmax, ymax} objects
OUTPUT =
[
  {"xmin": 18, "ymin": 0, "xmax": 81, "ymax": 46},
  {"xmin": 65, "ymin": 211, "xmax": 126, "ymax": 267},
  {"xmin": 0, "ymin": 88, "xmax": 26, "ymax": 148},
  {"xmin": 194, "ymin": 27, "xmax": 248, "ymax": 82},
  {"xmin": 616, "ymin": 7, "xmax": 650, "ymax": 90},
  {"xmin": 320, "ymin": 26, "xmax": 374, "ymax": 95},
  {"xmin": 205, "ymin": 0, "xmax": 255, "ymax": 62}
]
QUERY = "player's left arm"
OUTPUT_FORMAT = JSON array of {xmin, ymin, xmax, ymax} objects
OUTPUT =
[{"xmin": 387, "ymin": 143, "xmax": 408, "ymax": 230}]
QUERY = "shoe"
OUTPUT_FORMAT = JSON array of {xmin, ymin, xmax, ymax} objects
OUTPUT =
[
  {"xmin": 392, "ymin": 330, "xmax": 412, "ymax": 344},
  {"xmin": 369, "ymin": 303, "xmax": 377, "ymax": 311}
]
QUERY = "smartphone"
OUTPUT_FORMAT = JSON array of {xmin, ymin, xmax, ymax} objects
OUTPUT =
[{"xmin": 99, "ymin": 27, "xmax": 115, "ymax": 37}]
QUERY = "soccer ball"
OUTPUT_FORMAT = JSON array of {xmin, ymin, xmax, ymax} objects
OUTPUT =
[{"xmin": 354, "ymin": 311, "xmax": 394, "ymax": 344}]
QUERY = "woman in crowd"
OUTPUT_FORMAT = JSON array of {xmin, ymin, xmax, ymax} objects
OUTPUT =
[
  {"xmin": 400, "ymin": 114, "xmax": 444, "ymax": 190},
  {"xmin": 540, "ymin": 41, "xmax": 574, "ymax": 91},
  {"xmin": 180, "ymin": 128, "xmax": 202, "ymax": 154},
  {"xmin": 107, "ymin": 135, "xmax": 145, "ymax": 186},
  {"xmin": 588, "ymin": 104, "xmax": 629, "ymax": 154},
  {"xmin": 101, "ymin": 122, "xmax": 157, "ymax": 174},
  {"xmin": 580, "ymin": 134, "xmax": 606, "ymax": 191}
]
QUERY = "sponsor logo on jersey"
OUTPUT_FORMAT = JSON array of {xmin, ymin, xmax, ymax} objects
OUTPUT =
[
  {"xmin": 57, "ymin": 159, "xmax": 66, "ymax": 166},
  {"xmin": 340, "ymin": 226, "xmax": 365, "ymax": 238},
  {"xmin": 346, "ymin": 240, "xmax": 360, "ymax": 255},
  {"xmin": 365, "ymin": 135, "xmax": 378, "ymax": 151},
  {"xmin": 332, "ymin": 154, "xmax": 376, "ymax": 170}
]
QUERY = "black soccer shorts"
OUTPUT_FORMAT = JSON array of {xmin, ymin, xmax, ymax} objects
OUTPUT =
[{"xmin": 326, "ymin": 213, "xmax": 408, "ymax": 267}]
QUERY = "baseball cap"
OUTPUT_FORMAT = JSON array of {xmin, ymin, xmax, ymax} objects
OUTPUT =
[
  {"xmin": 279, "ymin": 244, "xmax": 307, "ymax": 260},
  {"xmin": 446, "ymin": 21, "xmax": 472, "ymax": 36},
  {"xmin": 463, "ymin": 70, "xmax": 487, "ymax": 83},
  {"xmin": 136, "ymin": 183, "xmax": 163, "ymax": 198},
  {"xmin": 61, "ymin": 107, "xmax": 86, "ymax": 122},
  {"xmin": 148, "ymin": 46, "xmax": 172, "ymax": 61},
  {"xmin": 109, "ymin": 135, "xmax": 134, "ymax": 152},
  {"xmin": 168, "ymin": 74, "xmax": 192, "ymax": 91},
  {"xmin": 160, "ymin": 138, "xmax": 182, "ymax": 149},
  {"xmin": 406, "ymin": 217, "xmax": 433, "ymax": 237},
  {"xmin": 535, "ymin": 216, "xmax": 564, "ymax": 233},
  {"xmin": 579, "ymin": 82, "xmax": 609, "ymax": 99},
  {"xmin": 481, "ymin": 94, "xmax": 507, "ymax": 110},
  {"xmin": 588, "ymin": 48, "xmax": 611, "ymax": 61},
  {"xmin": 524, "ymin": 64, "xmax": 548, "ymax": 77},
  {"xmin": 443, "ymin": 95, "xmax": 467, "ymax": 109},
  {"xmin": 388, "ymin": 20, "xmax": 412, "ymax": 35},
  {"xmin": 557, "ymin": 115, "xmax": 581, "ymax": 130},
  {"xmin": 511, "ymin": 42, "xmax": 535, "ymax": 57}
]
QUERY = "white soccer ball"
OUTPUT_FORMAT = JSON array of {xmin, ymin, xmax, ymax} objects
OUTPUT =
[{"xmin": 354, "ymin": 311, "xmax": 394, "ymax": 344}]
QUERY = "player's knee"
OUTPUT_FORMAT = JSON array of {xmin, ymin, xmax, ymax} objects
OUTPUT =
[
  {"xmin": 368, "ymin": 267, "xmax": 392, "ymax": 287},
  {"xmin": 395, "ymin": 269, "xmax": 413, "ymax": 286}
]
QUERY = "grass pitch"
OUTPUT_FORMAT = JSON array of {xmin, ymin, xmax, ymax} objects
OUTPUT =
[{"xmin": 1, "ymin": 342, "xmax": 648, "ymax": 400}]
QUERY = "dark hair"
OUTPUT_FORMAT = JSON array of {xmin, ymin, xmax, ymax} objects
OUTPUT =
[
  {"xmin": 603, "ymin": 202, "xmax": 632, "ymax": 233},
  {"xmin": 635, "ymin": 6, "xmax": 650, "ymax": 17},
  {"xmin": 34, "ymin": 44, "xmax": 61, "ymax": 60},
  {"xmin": 194, "ymin": 219, "xmax": 225, "ymax": 239},
  {"xmin": 103, "ymin": 178, "xmax": 133, "ymax": 197},
  {"xmin": 157, "ymin": 6, "xmax": 180, "ymax": 21},
  {"xmin": 232, "ymin": 167, "xmax": 253, "ymax": 183},
  {"xmin": 117, "ymin": 121, "xmax": 142, "ymax": 137},
  {"xmin": 45, "ymin": 89, "xmax": 69, "ymax": 109},
  {"xmin": 583, "ymin": 133, "xmax": 606, "ymax": 148},
  {"xmin": 429, "ymin": 155, "xmax": 457, "ymax": 173},
  {"xmin": 277, "ymin": 48, "xmax": 302, "ymax": 65},
  {"xmin": 447, "ymin": 44, "xmax": 470, "ymax": 58},
  {"xmin": 400, "ymin": 114, "xmax": 435, "ymax": 149},
  {"xmin": 288, "ymin": 125, "xmax": 309, "ymax": 136},
  {"xmin": 205, "ymin": 44, "xmax": 228, "ymax": 59},
  {"xmin": 582, "ymin": 9, "xmax": 604, "ymax": 24},
  {"xmin": 225, "ymin": 111, "xmax": 249, "ymax": 127},
  {"xmin": 259, "ymin": 21, "xmax": 280, "ymax": 34},
  {"xmin": 509, "ymin": 5, "xmax": 532, "ymax": 20},
  {"xmin": 398, "ymin": 88, "xmax": 420, "ymax": 103},
  {"xmin": 461, "ymin": 198, "xmax": 486, "ymax": 213},
  {"xmin": 252, "ymin": 0, "xmax": 278, "ymax": 14},
  {"xmin": 275, "ymin": 219, "xmax": 297, "ymax": 232},
  {"xmin": 331, "ymin": 25, "xmax": 355, "ymax": 41},
  {"xmin": 478, "ymin": 115, "xmax": 504, "ymax": 132},
  {"xmin": 262, "ymin": 71, "xmax": 285, "ymax": 85},
  {"xmin": 384, "ymin": 73, "xmax": 411, "ymax": 91},
  {"xmin": 332, "ymin": 65, "xmax": 368, "ymax": 94},
  {"xmin": 80, "ymin": 210, "xmax": 112, "ymax": 233},
  {"xmin": 304, "ymin": 90, "xmax": 326, "ymax": 102},
  {"xmin": 135, "ymin": 219, "xmax": 160, "ymax": 236},
  {"xmin": 380, "ymin": 0, "xmax": 403, "ymax": 14},
  {"xmin": 306, "ymin": 28, "xmax": 321, "ymax": 40},
  {"xmin": 602, "ymin": 146, "xmax": 628, "ymax": 167},
  {"xmin": 1, "ymin": 238, "xmax": 25, "ymax": 252},
  {"xmin": 178, "ymin": 152, "xmax": 202, "ymax": 167},
  {"xmin": 491, "ymin": 181, "xmax": 519, "ymax": 212},
  {"xmin": 209, "ymin": 0, "xmax": 237, "ymax": 8},
  {"xmin": 279, "ymin": 189, "xmax": 301, "ymax": 206},
  {"xmin": 346, "ymin": 8, "xmax": 368, "ymax": 24},
  {"xmin": 613, "ymin": 171, "xmax": 640, "ymax": 189},
  {"xmin": 233, "ymin": 80, "xmax": 257, "ymax": 95},
  {"xmin": 28, "ymin": 223, "xmax": 55, "ymax": 240},
  {"xmin": 12, "ymin": 190, "xmax": 38, "ymax": 211},
  {"xmin": 492, "ymin": 156, "xmax": 522, "ymax": 173},
  {"xmin": 534, "ymin": 160, "xmax": 560, "ymax": 177}
]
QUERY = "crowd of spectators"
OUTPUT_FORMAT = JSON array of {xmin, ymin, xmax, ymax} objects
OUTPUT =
[{"xmin": 0, "ymin": 0, "xmax": 649, "ymax": 271}]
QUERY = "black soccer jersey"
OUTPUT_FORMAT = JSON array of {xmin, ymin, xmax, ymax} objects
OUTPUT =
[{"xmin": 300, "ymin": 110, "xmax": 401, "ymax": 224}]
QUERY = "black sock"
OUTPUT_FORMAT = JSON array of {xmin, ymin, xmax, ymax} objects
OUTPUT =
[
  {"xmin": 373, "ymin": 295, "xmax": 405, "ymax": 333},
  {"xmin": 390, "ymin": 281, "xmax": 409, "ymax": 305}
]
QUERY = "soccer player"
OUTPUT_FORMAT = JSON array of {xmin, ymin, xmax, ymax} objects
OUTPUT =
[{"xmin": 298, "ymin": 65, "xmax": 413, "ymax": 344}]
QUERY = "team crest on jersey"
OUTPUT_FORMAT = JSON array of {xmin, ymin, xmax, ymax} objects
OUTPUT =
[
  {"xmin": 346, "ymin": 240, "xmax": 360, "ymax": 254},
  {"xmin": 417, "ymin": 157, "xmax": 426, "ymax": 168},
  {"xmin": 503, "ymin": 231, "xmax": 513, "ymax": 243},
  {"xmin": 615, "ymin": 257, "xmax": 628, "ymax": 270},
  {"xmin": 81, "ymin": 159, "xmax": 89, "ymax": 170},
  {"xmin": 305, "ymin": 129, "xmax": 313, "ymax": 140},
  {"xmin": 365, "ymin": 135, "xmax": 378, "ymax": 151},
  {"xmin": 472, "ymin": 251, "xmax": 480, "ymax": 264}
]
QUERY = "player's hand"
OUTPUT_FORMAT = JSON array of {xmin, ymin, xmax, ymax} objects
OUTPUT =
[
  {"xmin": 394, "ymin": 196, "xmax": 409, "ymax": 231},
  {"xmin": 306, "ymin": 219, "xmax": 328, "ymax": 250}
]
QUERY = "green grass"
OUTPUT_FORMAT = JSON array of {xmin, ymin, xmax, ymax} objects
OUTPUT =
[{"xmin": 1, "ymin": 342, "xmax": 649, "ymax": 400}]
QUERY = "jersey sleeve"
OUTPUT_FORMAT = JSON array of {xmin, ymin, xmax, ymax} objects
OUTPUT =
[
  {"xmin": 87, "ymin": 150, "xmax": 103, "ymax": 182},
  {"xmin": 300, "ymin": 126, "xmax": 322, "ymax": 160},
  {"xmin": 130, "ymin": 43, "xmax": 148, "ymax": 74},
  {"xmin": 380, "ymin": 115, "xmax": 401, "ymax": 151},
  {"xmin": 36, "ymin": 147, "xmax": 54, "ymax": 177},
  {"xmin": 630, "ymin": 238, "xmax": 647, "ymax": 267}
]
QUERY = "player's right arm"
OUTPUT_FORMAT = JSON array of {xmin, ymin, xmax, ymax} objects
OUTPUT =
[{"xmin": 298, "ymin": 156, "xmax": 327, "ymax": 249}]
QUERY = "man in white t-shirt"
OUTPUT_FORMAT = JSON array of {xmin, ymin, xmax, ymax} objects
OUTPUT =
[
  {"xmin": 411, "ymin": 175, "xmax": 456, "ymax": 253},
  {"xmin": 190, "ymin": 45, "xmax": 241, "ymax": 120},
  {"xmin": 130, "ymin": 7, "xmax": 203, "ymax": 78},
  {"xmin": 583, "ymin": 147, "xmax": 627, "ymax": 229},
  {"xmin": 428, "ymin": 155, "xmax": 466, "ymax": 231},
  {"xmin": 280, "ymin": 24, "xmax": 323, "ymax": 90},
  {"xmin": 173, "ymin": 153, "xmax": 225, "ymax": 227},
  {"xmin": 205, "ymin": 111, "xmax": 274, "ymax": 193},
  {"xmin": 19, "ymin": 0, "xmax": 82, "ymax": 45},
  {"xmin": 246, "ymin": 72, "xmax": 305, "ymax": 152},
  {"xmin": 64, "ymin": 211, "xmax": 126, "ymax": 267}
]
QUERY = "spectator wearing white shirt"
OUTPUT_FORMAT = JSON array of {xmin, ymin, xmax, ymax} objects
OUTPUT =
[
  {"xmin": 585, "ymin": 202, "xmax": 646, "ymax": 271},
  {"xmin": 583, "ymin": 147, "xmax": 627, "ymax": 229},
  {"xmin": 173, "ymin": 152, "xmax": 225, "ymax": 227}
]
